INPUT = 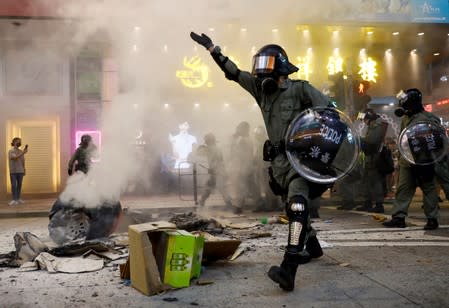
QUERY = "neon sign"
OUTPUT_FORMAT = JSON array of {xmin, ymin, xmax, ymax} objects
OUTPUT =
[
  {"xmin": 358, "ymin": 57, "xmax": 378, "ymax": 83},
  {"xmin": 436, "ymin": 99, "xmax": 449, "ymax": 106},
  {"xmin": 327, "ymin": 56, "xmax": 343, "ymax": 76},
  {"xmin": 175, "ymin": 56, "xmax": 211, "ymax": 88},
  {"xmin": 296, "ymin": 54, "xmax": 312, "ymax": 80},
  {"xmin": 358, "ymin": 82, "xmax": 365, "ymax": 94}
]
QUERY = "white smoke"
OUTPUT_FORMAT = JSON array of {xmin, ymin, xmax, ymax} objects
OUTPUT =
[{"xmin": 45, "ymin": 0, "xmax": 429, "ymax": 207}]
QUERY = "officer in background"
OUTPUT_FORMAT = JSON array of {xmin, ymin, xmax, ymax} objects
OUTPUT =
[
  {"xmin": 197, "ymin": 133, "xmax": 233, "ymax": 208},
  {"xmin": 191, "ymin": 32, "xmax": 331, "ymax": 291},
  {"xmin": 356, "ymin": 109, "xmax": 388, "ymax": 213},
  {"xmin": 383, "ymin": 88, "xmax": 440, "ymax": 230},
  {"xmin": 435, "ymin": 154, "xmax": 449, "ymax": 201},
  {"xmin": 253, "ymin": 125, "xmax": 282, "ymax": 212},
  {"xmin": 68, "ymin": 134, "xmax": 97, "ymax": 175},
  {"xmin": 228, "ymin": 121, "xmax": 258, "ymax": 213}
]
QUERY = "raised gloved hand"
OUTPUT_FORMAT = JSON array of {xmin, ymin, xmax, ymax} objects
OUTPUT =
[
  {"xmin": 190, "ymin": 32, "xmax": 214, "ymax": 50},
  {"xmin": 68, "ymin": 168, "xmax": 73, "ymax": 176}
]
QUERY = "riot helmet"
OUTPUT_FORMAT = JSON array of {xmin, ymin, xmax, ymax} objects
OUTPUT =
[
  {"xmin": 235, "ymin": 121, "xmax": 250, "ymax": 137},
  {"xmin": 395, "ymin": 88, "xmax": 424, "ymax": 117},
  {"xmin": 251, "ymin": 44, "xmax": 298, "ymax": 95},
  {"xmin": 80, "ymin": 134, "xmax": 92, "ymax": 147},
  {"xmin": 204, "ymin": 133, "xmax": 216, "ymax": 146},
  {"xmin": 363, "ymin": 108, "xmax": 379, "ymax": 122}
]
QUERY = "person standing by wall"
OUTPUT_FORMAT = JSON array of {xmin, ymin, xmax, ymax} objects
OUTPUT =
[{"xmin": 8, "ymin": 137, "xmax": 28, "ymax": 205}]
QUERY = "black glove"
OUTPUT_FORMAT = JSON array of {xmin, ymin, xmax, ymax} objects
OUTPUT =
[
  {"xmin": 68, "ymin": 168, "xmax": 73, "ymax": 176},
  {"xmin": 190, "ymin": 32, "xmax": 214, "ymax": 50}
]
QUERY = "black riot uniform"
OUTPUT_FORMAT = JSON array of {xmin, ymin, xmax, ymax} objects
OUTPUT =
[
  {"xmin": 383, "ymin": 88, "xmax": 441, "ymax": 230},
  {"xmin": 191, "ymin": 32, "xmax": 332, "ymax": 291}
]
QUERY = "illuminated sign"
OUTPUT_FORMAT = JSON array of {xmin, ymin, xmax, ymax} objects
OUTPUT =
[
  {"xmin": 436, "ymin": 99, "xmax": 449, "ymax": 106},
  {"xmin": 296, "ymin": 53, "xmax": 312, "ymax": 80},
  {"xmin": 135, "ymin": 130, "xmax": 146, "ymax": 146},
  {"xmin": 358, "ymin": 57, "xmax": 378, "ymax": 83},
  {"xmin": 75, "ymin": 130, "xmax": 101, "ymax": 162},
  {"xmin": 327, "ymin": 54, "xmax": 343, "ymax": 76},
  {"xmin": 358, "ymin": 82, "xmax": 365, "ymax": 94},
  {"xmin": 169, "ymin": 122, "xmax": 197, "ymax": 169},
  {"xmin": 175, "ymin": 56, "xmax": 211, "ymax": 88}
]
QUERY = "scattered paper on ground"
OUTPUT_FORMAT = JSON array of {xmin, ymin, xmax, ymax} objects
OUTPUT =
[{"xmin": 35, "ymin": 252, "xmax": 104, "ymax": 273}]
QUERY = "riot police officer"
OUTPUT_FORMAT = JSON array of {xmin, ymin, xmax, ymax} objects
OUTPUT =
[
  {"xmin": 191, "ymin": 32, "xmax": 331, "ymax": 291},
  {"xmin": 356, "ymin": 109, "xmax": 388, "ymax": 213},
  {"xmin": 68, "ymin": 134, "xmax": 97, "ymax": 175},
  {"xmin": 383, "ymin": 88, "xmax": 440, "ymax": 230},
  {"xmin": 197, "ymin": 133, "xmax": 233, "ymax": 208}
]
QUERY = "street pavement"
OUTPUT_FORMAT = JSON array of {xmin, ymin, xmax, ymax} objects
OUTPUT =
[{"xmin": 0, "ymin": 194, "xmax": 449, "ymax": 307}]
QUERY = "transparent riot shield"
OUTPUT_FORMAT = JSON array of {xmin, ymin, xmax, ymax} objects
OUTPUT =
[
  {"xmin": 398, "ymin": 121, "xmax": 448, "ymax": 165},
  {"xmin": 285, "ymin": 107, "xmax": 360, "ymax": 184}
]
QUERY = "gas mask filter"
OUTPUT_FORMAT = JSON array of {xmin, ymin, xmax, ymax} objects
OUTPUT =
[
  {"xmin": 394, "ymin": 90, "xmax": 408, "ymax": 117},
  {"xmin": 260, "ymin": 77, "xmax": 278, "ymax": 95}
]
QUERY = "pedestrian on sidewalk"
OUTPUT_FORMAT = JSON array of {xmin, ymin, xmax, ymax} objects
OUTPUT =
[
  {"xmin": 8, "ymin": 137, "xmax": 28, "ymax": 205},
  {"xmin": 383, "ymin": 88, "xmax": 440, "ymax": 230}
]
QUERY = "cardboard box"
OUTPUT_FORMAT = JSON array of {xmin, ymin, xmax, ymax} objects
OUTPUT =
[
  {"xmin": 156, "ymin": 230, "xmax": 204, "ymax": 288},
  {"xmin": 128, "ymin": 221, "xmax": 204, "ymax": 296}
]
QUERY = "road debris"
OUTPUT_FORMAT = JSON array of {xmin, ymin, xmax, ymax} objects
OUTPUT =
[{"xmin": 169, "ymin": 212, "xmax": 223, "ymax": 234}]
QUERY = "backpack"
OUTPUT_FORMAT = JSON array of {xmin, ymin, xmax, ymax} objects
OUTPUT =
[{"xmin": 376, "ymin": 146, "xmax": 394, "ymax": 175}]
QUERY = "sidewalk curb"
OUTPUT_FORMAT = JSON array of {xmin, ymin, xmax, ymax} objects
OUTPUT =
[{"xmin": 0, "ymin": 211, "xmax": 49, "ymax": 219}]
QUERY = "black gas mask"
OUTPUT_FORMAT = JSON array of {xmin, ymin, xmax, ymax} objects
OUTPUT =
[
  {"xmin": 251, "ymin": 44, "xmax": 298, "ymax": 95},
  {"xmin": 395, "ymin": 89, "xmax": 424, "ymax": 117},
  {"xmin": 257, "ymin": 74, "xmax": 279, "ymax": 95}
]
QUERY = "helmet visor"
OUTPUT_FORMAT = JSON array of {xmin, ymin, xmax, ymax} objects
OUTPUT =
[{"xmin": 252, "ymin": 55, "xmax": 276, "ymax": 75}]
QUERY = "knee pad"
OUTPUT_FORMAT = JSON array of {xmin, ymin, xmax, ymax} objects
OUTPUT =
[
  {"xmin": 286, "ymin": 196, "xmax": 309, "ymax": 249},
  {"xmin": 286, "ymin": 195, "xmax": 308, "ymax": 221}
]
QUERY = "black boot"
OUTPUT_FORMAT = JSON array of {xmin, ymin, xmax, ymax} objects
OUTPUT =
[
  {"xmin": 382, "ymin": 217, "xmax": 406, "ymax": 228},
  {"xmin": 306, "ymin": 235, "xmax": 323, "ymax": 259},
  {"xmin": 337, "ymin": 200, "xmax": 355, "ymax": 210},
  {"xmin": 309, "ymin": 207, "xmax": 320, "ymax": 218},
  {"xmin": 424, "ymin": 218, "xmax": 439, "ymax": 230},
  {"xmin": 368, "ymin": 203, "xmax": 384, "ymax": 213},
  {"xmin": 268, "ymin": 252, "xmax": 299, "ymax": 291},
  {"xmin": 356, "ymin": 201, "xmax": 372, "ymax": 212}
]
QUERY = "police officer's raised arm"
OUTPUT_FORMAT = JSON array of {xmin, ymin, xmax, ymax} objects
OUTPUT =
[{"xmin": 190, "ymin": 32, "xmax": 259, "ymax": 101}]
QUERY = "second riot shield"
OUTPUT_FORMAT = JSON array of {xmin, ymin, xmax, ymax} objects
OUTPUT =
[
  {"xmin": 285, "ymin": 107, "xmax": 360, "ymax": 184},
  {"xmin": 398, "ymin": 121, "xmax": 448, "ymax": 165}
]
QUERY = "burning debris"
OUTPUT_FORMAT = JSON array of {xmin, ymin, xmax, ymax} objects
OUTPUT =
[
  {"xmin": 48, "ymin": 199, "xmax": 122, "ymax": 246},
  {"xmin": 169, "ymin": 212, "xmax": 224, "ymax": 234}
]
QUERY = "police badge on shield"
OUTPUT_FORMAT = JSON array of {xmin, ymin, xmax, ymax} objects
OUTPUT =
[
  {"xmin": 398, "ymin": 121, "xmax": 449, "ymax": 165},
  {"xmin": 285, "ymin": 107, "xmax": 360, "ymax": 184}
]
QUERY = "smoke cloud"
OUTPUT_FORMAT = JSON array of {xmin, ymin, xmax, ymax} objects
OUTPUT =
[{"xmin": 21, "ymin": 0, "xmax": 443, "ymax": 207}]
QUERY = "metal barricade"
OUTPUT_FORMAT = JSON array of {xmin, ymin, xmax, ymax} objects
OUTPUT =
[{"xmin": 176, "ymin": 161, "xmax": 209, "ymax": 205}]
